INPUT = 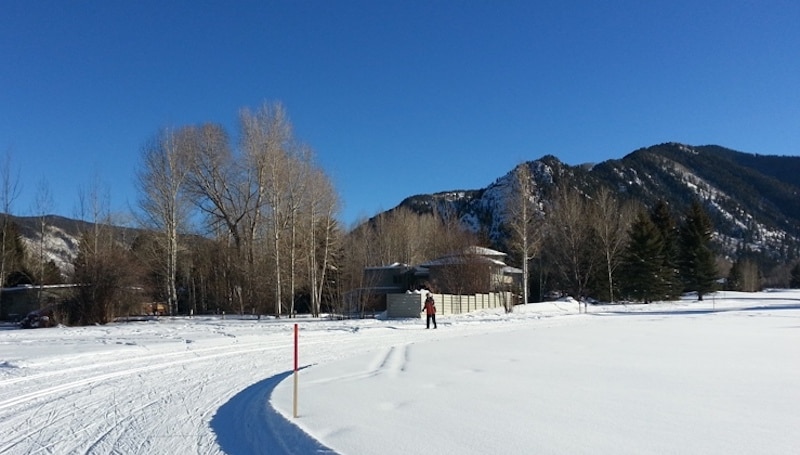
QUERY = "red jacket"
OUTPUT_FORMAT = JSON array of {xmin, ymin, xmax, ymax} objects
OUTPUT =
[{"xmin": 423, "ymin": 297, "xmax": 436, "ymax": 315}]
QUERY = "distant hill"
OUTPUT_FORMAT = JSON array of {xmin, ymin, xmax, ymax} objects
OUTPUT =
[
  {"xmin": 390, "ymin": 143, "xmax": 800, "ymax": 262},
  {"xmin": 9, "ymin": 143, "xmax": 800, "ymax": 276},
  {"xmin": 8, "ymin": 214, "xmax": 141, "ymax": 274}
]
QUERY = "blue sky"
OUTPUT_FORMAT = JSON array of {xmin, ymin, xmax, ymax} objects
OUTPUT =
[{"xmin": 2, "ymin": 1, "xmax": 798, "ymax": 226}]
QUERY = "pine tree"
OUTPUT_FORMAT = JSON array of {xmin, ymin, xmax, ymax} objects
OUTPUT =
[
  {"xmin": 649, "ymin": 200, "xmax": 681, "ymax": 299},
  {"xmin": 1, "ymin": 220, "xmax": 28, "ymax": 287},
  {"xmin": 620, "ymin": 211, "xmax": 668, "ymax": 303},
  {"xmin": 678, "ymin": 200, "xmax": 718, "ymax": 300},
  {"xmin": 727, "ymin": 260, "xmax": 743, "ymax": 291},
  {"xmin": 790, "ymin": 263, "xmax": 800, "ymax": 288}
]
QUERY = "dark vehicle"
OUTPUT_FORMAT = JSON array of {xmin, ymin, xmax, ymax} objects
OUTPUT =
[{"xmin": 18, "ymin": 308, "xmax": 56, "ymax": 329}]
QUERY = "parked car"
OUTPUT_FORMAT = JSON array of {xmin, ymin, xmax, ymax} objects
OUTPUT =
[{"xmin": 18, "ymin": 308, "xmax": 56, "ymax": 329}]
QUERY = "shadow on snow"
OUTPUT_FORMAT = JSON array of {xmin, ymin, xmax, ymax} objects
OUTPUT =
[
  {"xmin": 595, "ymin": 302, "xmax": 800, "ymax": 317},
  {"xmin": 211, "ymin": 369, "xmax": 336, "ymax": 455}
]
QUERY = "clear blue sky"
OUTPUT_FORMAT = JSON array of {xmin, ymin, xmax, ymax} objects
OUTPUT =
[{"xmin": 2, "ymin": 0, "xmax": 798, "ymax": 226}]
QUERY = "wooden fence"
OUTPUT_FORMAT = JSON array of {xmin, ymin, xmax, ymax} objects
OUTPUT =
[{"xmin": 386, "ymin": 291, "xmax": 513, "ymax": 318}]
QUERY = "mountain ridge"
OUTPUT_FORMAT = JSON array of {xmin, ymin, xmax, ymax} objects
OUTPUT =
[
  {"xmin": 7, "ymin": 142, "xmax": 800, "ymax": 277},
  {"xmin": 391, "ymin": 142, "xmax": 800, "ymax": 262}
]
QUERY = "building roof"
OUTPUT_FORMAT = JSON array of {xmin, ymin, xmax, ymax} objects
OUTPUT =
[
  {"xmin": 364, "ymin": 262, "xmax": 410, "ymax": 270},
  {"xmin": 445, "ymin": 246, "xmax": 507, "ymax": 258},
  {"xmin": 418, "ymin": 245, "xmax": 512, "ymax": 268}
]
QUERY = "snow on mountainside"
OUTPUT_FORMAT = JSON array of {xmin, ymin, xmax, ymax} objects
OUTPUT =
[
  {"xmin": 19, "ymin": 224, "xmax": 80, "ymax": 274},
  {"xmin": 8, "ymin": 215, "xmax": 141, "ymax": 276},
  {"xmin": 393, "ymin": 143, "xmax": 800, "ymax": 261}
]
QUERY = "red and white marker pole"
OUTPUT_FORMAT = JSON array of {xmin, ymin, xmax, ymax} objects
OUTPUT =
[{"xmin": 293, "ymin": 323, "xmax": 299, "ymax": 418}]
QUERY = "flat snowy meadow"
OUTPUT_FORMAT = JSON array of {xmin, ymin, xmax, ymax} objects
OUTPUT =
[{"xmin": 1, "ymin": 290, "xmax": 798, "ymax": 454}]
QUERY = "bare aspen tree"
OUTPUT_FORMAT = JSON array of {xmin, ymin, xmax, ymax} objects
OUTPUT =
[
  {"xmin": 0, "ymin": 151, "xmax": 21, "ymax": 318},
  {"xmin": 33, "ymin": 178, "xmax": 53, "ymax": 275},
  {"xmin": 305, "ymin": 164, "xmax": 341, "ymax": 317},
  {"xmin": 185, "ymin": 124, "xmax": 253, "ymax": 313},
  {"xmin": 433, "ymin": 248, "xmax": 492, "ymax": 296},
  {"xmin": 240, "ymin": 109, "xmax": 275, "ymax": 310},
  {"xmin": 140, "ymin": 103, "xmax": 343, "ymax": 317},
  {"xmin": 32, "ymin": 178, "xmax": 54, "ymax": 306},
  {"xmin": 545, "ymin": 185, "xmax": 598, "ymax": 310},
  {"xmin": 285, "ymin": 145, "xmax": 325, "ymax": 317},
  {"xmin": 75, "ymin": 174, "xmax": 113, "ymax": 282},
  {"xmin": 593, "ymin": 187, "xmax": 635, "ymax": 303},
  {"xmin": 136, "ymin": 128, "xmax": 192, "ymax": 315},
  {"xmin": 185, "ymin": 124, "xmax": 246, "ymax": 249},
  {"xmin": 368, "ymin": 207, "xmax": 449, "ymax": 267},
  {"xmin": 408, "ymin": 210, "xmax": 445, "ymax": 266},
  {"xmin": 285, "ymin": 145, "xmax": 313, "ymax": 317},
  {"xmin": 72, "ymin": 176, "xmax": 141, "ymax": 324},
  {"xmin": 504, "ymin": 163, "xmax": 543, "ymax": 308},
  {"xmin": 340, "ymin": 203, "xmax": 478, "ymax": 315},
  {"xmin": 341, "ymin": 218, "xmax": 373, "ymax": 315},
  {"xmin": 430, "ymin": 203, "xmax": 475, "ymax": 260},
  {"xmin": 739, "ymin": 259, "xmax": 760, "ymax": 292},
  {"xmin": 240, "ymin": 102, "xmax": 293, "ymax": 317},
  {"xmin": 378, "ymin": 208, "xmax": 418, "ymax": 265}
]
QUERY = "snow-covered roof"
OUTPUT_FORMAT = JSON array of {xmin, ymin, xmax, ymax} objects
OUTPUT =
[
  {"xmin": 420, "ymin": 255, "xmax": 507, "ymax": 268},
  {"xmin": 454, "ymin": 246, "xmax": 507, "ymax": 258},
  {"xmin": 364, "ymin": 262, "xmax": 410, "ymax": 270},
  {"xmin": 419, "ymin": 245, "xmax": 511, "ymax": 268}
]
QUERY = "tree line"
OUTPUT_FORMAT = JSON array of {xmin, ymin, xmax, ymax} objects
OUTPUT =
[
  {"xmin": 501, "ymin": 163, "xmax": 793, "ymax": 309},
  {"xmin": 4, "ymin": 122, "xmax": 800, "ymax": 324},
  {"xmin": 133, "ymin": 102, "xmax": 341, "ymax": 320},
  {"xmin": 0, "ymin": 102, "xmax": 490, "ymax": 324},
  {"xmin": 0, "ymin": 103, "xmax": 341, "ymax": 323}
]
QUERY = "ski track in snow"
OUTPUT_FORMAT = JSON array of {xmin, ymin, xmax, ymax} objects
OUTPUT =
[
  {"xmin": 0, "ymin": 327, "xmax": 306, "ymax": 454},
  {"xmin": 0, "ymin": 318, "xmax": 456, "ymax": 454},
  {"xmin": 0, "ymin": 293, "xmax": 798, "ymax": 454}
]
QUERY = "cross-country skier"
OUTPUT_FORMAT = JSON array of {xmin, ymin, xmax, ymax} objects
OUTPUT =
[{"xmin": 422, "ymin": 292, "xmax": 437, "ymax": 329}]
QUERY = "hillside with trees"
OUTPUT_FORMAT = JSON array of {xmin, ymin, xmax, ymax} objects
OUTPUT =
[{"xmin": 2, "ymin": 140, "xmax": 799, "ymax": 325}]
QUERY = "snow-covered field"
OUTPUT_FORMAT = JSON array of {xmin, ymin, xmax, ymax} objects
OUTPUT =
[{"xmin": 1, "ymin": 291, "xmax": 798, "ymax": 454}]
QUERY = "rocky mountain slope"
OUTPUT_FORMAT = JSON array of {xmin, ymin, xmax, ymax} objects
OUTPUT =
[
  {"xmin": 394, "ymin": 143, "xmax": 800, "ymax": 261},
  {"xmin": 9, "ymin": 215, "xmax": 140, "ymax": 276}
]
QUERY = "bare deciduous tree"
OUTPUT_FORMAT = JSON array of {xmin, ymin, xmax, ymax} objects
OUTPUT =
[
  {"xmin": 433, "ymin": 249, "xmax": 491, "ymax": 295},
  {"xmin": 503, "ymin": 163, "xmax": 543, "ymax": 309},
  {"xmin": 593, "ymin": 187, "xmax": 635, "ymax": 303},
  {"xmin": 544, "ymin": 185, "xmax": 598, "ymax": 311},
  {"xmin": 304, "ymin": 164, "xmax": 341, "ymax": 317},
  {"xmin": 184, "ymin": 123, "xmax": 252, "ymax": 313},
  {"xmin": 0, "ymin": 151, "xmax": 21, "ymax": 315},
  {"xmin": 133, "ymin": 103, "xmax": 343, "ymax": 318},
  {"xmin": 31, "ymin": 177, "xmax": 56, "ymax": 307},
  {"xmin": 240, "ymin": 102, "xmax": 294, "ymax": 317},
  {"xmin": 136, "ymin": 128, "xmax": 192, "ymax": 315},
  {"xmin": 70, "ymin": 176, "xmax": 143, "ymax": 324}
]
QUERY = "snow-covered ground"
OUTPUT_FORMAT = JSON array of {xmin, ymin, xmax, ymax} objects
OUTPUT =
[{"xmin": 1, "ymin": 291, "xmax": 798, "ymax": 454}]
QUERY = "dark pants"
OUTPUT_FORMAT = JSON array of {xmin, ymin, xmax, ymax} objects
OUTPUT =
[{"xmin": 426, "ymin": 314, "xmax": 437, "ymax": 329}]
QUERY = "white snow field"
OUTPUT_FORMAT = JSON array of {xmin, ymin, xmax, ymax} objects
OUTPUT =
[{"xmin": 1, "ymin": 291, "xmax": 798, "ymax": 454}]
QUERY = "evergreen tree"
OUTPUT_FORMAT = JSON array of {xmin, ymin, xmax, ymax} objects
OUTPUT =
[
  {"xmin": 727, "ymin": 259, "xmax": 743, "ymax": 291},
  {"xmin": 1, "ymin": 220, "xmax": 29, "ymax": 287},
  {"xmin": 620, "ymin": 211, "xmax": 667, "ymax": 303},
  {"xmin": 678, "ymin": 200, "xmax": 718, "ymax": 300},
  {"xmin": 649, "ymin": 200, "xmax": 681, "ymax": 299},
  {"xmin": 790, "ymin": 263, "xmax": 800, "ymax": 288}
]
